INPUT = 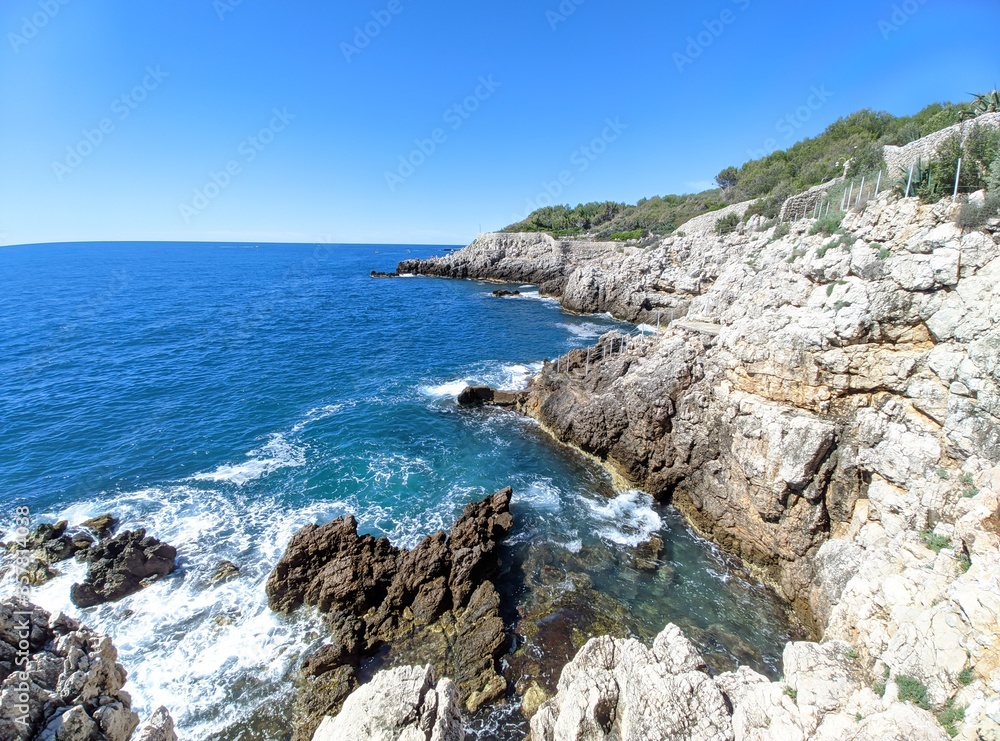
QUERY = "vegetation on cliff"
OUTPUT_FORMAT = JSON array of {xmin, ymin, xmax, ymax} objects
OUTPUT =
[{"xmin": 503, "ymin": 96, "xmax": 991, "ymax": 238}]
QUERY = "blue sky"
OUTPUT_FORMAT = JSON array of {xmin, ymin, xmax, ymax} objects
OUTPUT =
[{"xmin": 1, "ymin": 1, "xmax": 997, "ymax": 246}]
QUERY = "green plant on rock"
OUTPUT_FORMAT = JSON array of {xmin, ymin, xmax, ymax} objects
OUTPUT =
[
  {"xmin": 609, "ymin": 229, "xmax": 644, "ymax": 241},
  {"xmin": 715, "ymin": 212, "xmax": 741, "ymax": 235},
  {"xmin": 936, "ymin": 698, "xmax": 966, "ymax": 738},
  {"xmin": 960, "ymin": 89, "xmax": 1000, "ymax": 120},
  {"xmin": 937, "ymin": 468, "xmax": 950, "ymax": 479},
  {"xmin": 896, "ymin": 675, "xmax": 931, "ymax": 709},
  {"xmin": 877, "ymin": 246, "xmax": 891, "ymax": 259},
  {"xmin": 958, "ymin": 667, "xmax": 974, "ymax": 686},
  {"xmin": 810, "ymin": 211, "xmax": 844, "ymax": 236},
  {"xmin": 783, "ymin": 686, "xmax": 797, "ymax": 701},
  {"xmin": 772, "ymin": 222, "xmax": 791, "ymax": 243},
  {"xmin": 921, "ymin": 530, "xmax": 951, "ymax": 553}
]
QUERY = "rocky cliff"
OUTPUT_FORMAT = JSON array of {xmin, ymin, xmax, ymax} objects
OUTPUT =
[
  {"xmin": 0, "ymin": 599, "xmax": 176, "ymax": 741},
  {"xmin": 400, "ymin": 192, "xmax": 1000, "ymax": 738}
]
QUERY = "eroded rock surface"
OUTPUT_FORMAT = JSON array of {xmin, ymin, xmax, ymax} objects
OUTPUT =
[
  {"xmin": 268, "ymin": 488, "xmax": 514, "ymax": 740},
  {"xmin": 404, "ymin": 192, "xmax": 1000, "ymax": 738},
  {"xmin": 312, "ymin": 664, "xmax": 463, "ymax": 741},
  {"xmin": 0, "ymin": 599, "xmax": 177, "ymax": 741},
  {"xmin": 531, "ymin": 623, "xmax": 950, "ymax": 741}
]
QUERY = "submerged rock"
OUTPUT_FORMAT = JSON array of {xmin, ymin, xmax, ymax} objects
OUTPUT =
[
  {"xmin": 70, "ymin": 528, "xmax": 177, "ymax": 608},
  {"xmin": 209, "ymin": 560, "xmax": 240, "ymax": 584},
  {"xmin": 0, "ymin": 599, "xmax": 177, "ymax": 741},
  {"xmin": 492, "ymin": 289, "xmax": 521, "ymax": 297},
  {"xmin": 268, "ymin": 488, "xmax": 514, "ymax": 740}
]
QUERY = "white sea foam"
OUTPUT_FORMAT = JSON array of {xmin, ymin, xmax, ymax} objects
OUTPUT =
[
  {"xmin": 420, "ymin": 379, "xmax": 473, "ymax": 398},
  {"xmin": 188, "ymin": 434, "xmax": 305, "ymax": 485},
  {"xmin": 583, "ymin": 490, "xmax": 663, "ymax": 547},
  {"xmin": 420, "ymin": 360, "xmax": 542, "ymax": 399},
  {"xmin": 560, "ymin": 322, "xmax": 607, "ymax": 339},
  {"xmin": 636, "ymin": 323, "xmax": 657, "ymax": 334},
  {"xmin": 516, "ymin": 479, "xmax": 562, "ymax": 511},
  {"xmin": 0, "ymin": 484, "xmax": 343, "ymax": 739},
  {"xmin": 290, "ymin": 403, "xmax": 344, "ymax": 433}
]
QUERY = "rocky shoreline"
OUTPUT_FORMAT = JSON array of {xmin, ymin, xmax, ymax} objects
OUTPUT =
[{"xmin": 385, "ymin": 192, "xmax": 1000, "ymax": 738}]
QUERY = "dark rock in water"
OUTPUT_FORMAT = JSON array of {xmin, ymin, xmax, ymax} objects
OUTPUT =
[
  {"xmin": 209, "ymin": 560, "xmax": 240, "ymax": 584},
  {"xmin": 70, "ymin": 528, "xmax": 177, "ymax": 608},
  {"xmin": 80, "ymin": 513, "xmax": 119, "ymax": 540},
  {"xmin": 457, "ymin": 385, "xmax": 526, "ymax": 409},
  {"xmin": 370, "ymin": 270, "xmax": 399, "ymax": 278},
  {"xmin": 632, "ymin": 534, "xmax": 665, "ymax": 571},
  {"xmin": 491, "ymin": 289, "xmax": 521, "ymax": 297},
  {"xmin": 0, "ymin": 598, "xmax": 177, "ymax": 741},
  {"xmin": 268, "ymin": 487, "xmax": 514, "ymax": 740}
]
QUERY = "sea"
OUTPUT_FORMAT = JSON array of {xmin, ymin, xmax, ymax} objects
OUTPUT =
[{"xmin": 0, "ymin": 242, "xmax": 801, "ymax": 739}]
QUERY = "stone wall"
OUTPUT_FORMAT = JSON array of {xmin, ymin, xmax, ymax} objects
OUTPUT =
[
  {"xmin": 883, "ymin": 112, "xmax": 1000, "ymax": 179},
  {"xmin": 678, "ymin": 198, "xmax": 755, "ymax": 235},
  {"xmin": 779, "ymin": 178, "xmax": 844, "ymax": 222}
]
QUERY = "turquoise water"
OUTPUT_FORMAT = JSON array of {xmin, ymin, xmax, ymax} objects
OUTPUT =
[{"xmin": 0, "ymin": 243, "xmax": 798, "ymax": 739}]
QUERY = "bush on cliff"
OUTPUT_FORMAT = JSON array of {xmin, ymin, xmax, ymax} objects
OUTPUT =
[{"xmin": 503, "ymin": 99, "xmax": 968, "ymax": 238}]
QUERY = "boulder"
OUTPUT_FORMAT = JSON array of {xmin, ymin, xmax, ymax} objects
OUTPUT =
[
  {"xmin": 312, "ymin": 665, "xmax": 463, "ymax": 741},
  {"xmin": 80, "ymin": 514, "xmax": 119, "ymax": 540},
  {"xmin": 268, "ymin": 488, "xmax": 514, "ymax": 740},
  {"xmin": 0, "ymin": 599, "xmax": 177, "ymax": 741},
  {"xmin": 456, "ymin": 385, "xmax": 525, "ymax": 408},
  {"xmin": 70, "ymin": 529, "xmax": 177, "ymax": 608}
]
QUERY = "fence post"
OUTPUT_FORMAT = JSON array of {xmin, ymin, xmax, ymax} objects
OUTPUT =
[
  {"xmin": 846, "ymin": 181, "xmax": 854, "ymax": 208},
  {"xmin": 586, "ymin": 348, "xmax": 591, "ymax": 377},
  {"xmin": 953, "ymin": 157, "xmax": 963, "ymax": 202},
  {"xmin": 874, "ymin": 170, "xmax": 882, "ymax": 198},
  {"xmin": 856, "ymin": 176, "xmax": 865, "ymax": 206},
  {"xmin": 657, "ymin": 311, "xmax": 661, "ymax": 331},
  {"xmin": 904, "ymin": 164, "xmax": 915, "ymax": 198}
]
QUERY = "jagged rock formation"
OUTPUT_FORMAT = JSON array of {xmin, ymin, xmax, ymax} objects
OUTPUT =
[
  {"xmin": 401, "ymin": 191, "xmax": 1000, "ymax": 737},
  {"xmin": 0, "ymin": 599, "xmax": 177, "ymax": 741},
  {"xmin": 530, "ymin": 623, "xmax": 949, "ymax": 740},
  {"xmin": 312, "ymin": 664, "xmax": 464, "ymax": 741},
  {"xmin": 70, "ymin": 529, "xmax": 177, "ymax": 608},
  {"xmin": 267, "ymin": 488, "xmax": 514, "ymax": 740}
]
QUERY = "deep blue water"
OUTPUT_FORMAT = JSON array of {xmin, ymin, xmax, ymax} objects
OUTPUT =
[{"xmin": 0, "ymin": 243, "xmax": 798, "ymax": 739}]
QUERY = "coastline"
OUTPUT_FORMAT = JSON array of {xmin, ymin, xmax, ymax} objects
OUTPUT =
[{"xmin": 395, "ymin": 191, "xmax": 1000, "ymax": 738}]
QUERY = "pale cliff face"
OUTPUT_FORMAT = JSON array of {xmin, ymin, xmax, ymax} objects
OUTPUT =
[{"xmin": 395, "ymin": 192, "xmax": 1000, "ymax": 739}]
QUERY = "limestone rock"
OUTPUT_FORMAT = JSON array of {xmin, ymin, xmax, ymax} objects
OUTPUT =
[
  {"xmin": 0, "ymin": 599, "xmax": 177, "ymax": 741},
  {"xmin": 312, "ymin": 664, "xmax": 463, "ymax": 741}
]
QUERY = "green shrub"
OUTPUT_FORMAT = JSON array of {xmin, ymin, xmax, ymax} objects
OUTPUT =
[
  {"xmin": 810, "ymin": 212, "xmax": 843, "ymax": 236},
  {"xmin": 609, "ymin": 229, "xmax": 644, "ymax": 241},
  {"xmin": 936, "ymin": 698, "xmax": 965, "ymax": 738},
  {"xmin": 783, "ymin": 686, "xmax": 797, "ymax": 700},
  {"xmin": 937, "ymin": 468, "xmax": 950, "ymax": 479},
  {"xmin": 921, "ymin": 530, "xmax": 951, "ymax": 553},
  {"xmin": 772, "ymin": 222, "xmax": 791, "ymax": 242},
  {"xmin": 896, "ymin": 675, "xmax": 930, "ymax": 709},
  {"xmin": 958, "ymin": 667, "xmax": 974, "ymax": 686},
  {"xmin": 715, "ymin": 212, "xmax": 741, "ymax": 235}
]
